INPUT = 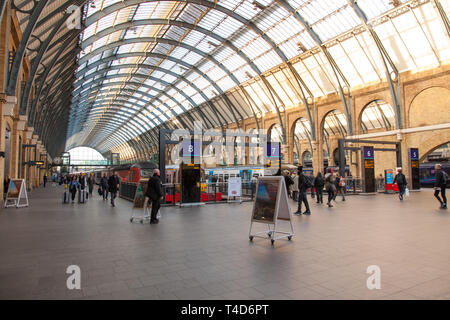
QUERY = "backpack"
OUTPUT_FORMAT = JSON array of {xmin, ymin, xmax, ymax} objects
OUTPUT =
[
  {"xmin": 303, "ymin": 175, "xmax": 313, "ymax": 189},
  {"xmin": 443, "ymin": 171, "xmax": 448, "ymax": 184}
]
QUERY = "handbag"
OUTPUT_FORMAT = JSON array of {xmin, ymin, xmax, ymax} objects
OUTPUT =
[
  {"xmin": 98, "ymin": 187, "xmax": 102, "ymax": 196},
  {"xmin": 405, "ymin": 188, "xmax": 410, "ymax": 197}
]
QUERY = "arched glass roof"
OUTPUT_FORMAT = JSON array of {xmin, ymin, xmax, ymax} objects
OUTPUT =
[{"xmin": 9, "ymin": 0, "xmax": 449, "ymax": 157}]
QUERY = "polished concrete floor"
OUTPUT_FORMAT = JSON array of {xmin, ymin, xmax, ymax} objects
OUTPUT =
[{"xmin": 0, "ymin": 185, "xmax": 449, "ymax": 300}]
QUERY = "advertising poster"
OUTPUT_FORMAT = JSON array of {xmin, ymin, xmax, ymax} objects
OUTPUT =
[
  {"xmin": 7, "ymin": 180, "xmax": 23, "ymax": 199},
  {"xmin": 252, "ymin": 178, "xmax": 280, "ymax": 223},
  {"xmin": 228, "ymin": 177, "xmax": 242, "ymax": 197},
  {"xmin": 133, "ymin": 181, "xmax": 148, "ymax": 209}
]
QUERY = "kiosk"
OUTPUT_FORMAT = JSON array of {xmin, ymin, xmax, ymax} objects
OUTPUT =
[
  {"xmin": 180, "ymin": 163, "xmax": 203, "ymax": 207},
  {"xmin": 361, "ymin": 146, "xmax": 376, "ymax": 193}
]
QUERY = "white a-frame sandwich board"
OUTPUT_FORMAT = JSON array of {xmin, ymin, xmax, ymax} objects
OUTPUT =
[
  {"xmin": 4, "ymin": 179, "xmax": 29, "ymax": 208},
  {"xmin": 249, "ymin": 176, "xmax": 294, "ymax": 245}
]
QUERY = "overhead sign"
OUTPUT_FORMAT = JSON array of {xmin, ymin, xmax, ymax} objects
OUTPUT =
[
  {"xmin": 181, "ymin": 139, "xmax": 201, "ymax": 157},
  {"xmin": 266, "ymin": 142, "xmax": 280, "ymax": 158},
  {"xmin": 363, "ymin": 146, "xmax": 374, "ymax": 160}
]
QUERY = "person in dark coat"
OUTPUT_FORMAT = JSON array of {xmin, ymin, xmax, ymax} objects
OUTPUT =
[
  {"xmin": 314, "ymin": 172, "xmax": 324, "ymax": 204},
  {"xmin": 100, "ymin": 173, "xmax": 109, "ymax": 200},
  {"xmin": 294, "ymin": 166, "xmax": 311, "ymax": 215},
  {"xmin": 394, "ymin": 168, "xmax": 407, "ymax": 201},
  {"xmin": 434, "ymin": 164, "xmax": 447, "ymax": 209},
  {"xmin": 43, "ymin": 174, "xmax": 47, "ymax": 188},
  {"xmin": 87, "ymin": 173, "xmax": 95, "ymax": 197},
  {"xmin": 107, "ymin": 172, "xmax": 120, "ymax": 207},
  {"xmin": 69, "ymin": 176, "xmax": 80, "ymax": 204},
  {"xmin": 145, "ymin": 169, "xmax": 163, "ymax": 224}
]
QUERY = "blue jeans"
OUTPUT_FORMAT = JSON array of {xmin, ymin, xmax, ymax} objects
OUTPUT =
[{"xmin": 102, "ymin": 187, "xmax": 108, "ymax": 199}]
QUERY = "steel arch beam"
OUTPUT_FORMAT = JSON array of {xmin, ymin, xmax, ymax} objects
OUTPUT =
[
  {"xmin": 348, "ymin": 0, "xmax": 403, "ymax": 129},
  {"xmin": 6, "ymin": 0, "xmax": 50, "ymax": 96},
  {"xmin": 70, "ymin": 80, "xmax": 191, "ymax": 130}
]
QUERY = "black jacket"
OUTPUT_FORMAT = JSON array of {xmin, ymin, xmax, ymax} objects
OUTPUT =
[
  {"xmin": 298, "ymin": 173, "xmax": 311, "ymax": 192},
  {"xmin": 314, "ymin": 175, "xmax": 324, "ymax": 188},
  {"xmin": 435, "ymin": 169, "xmax": 447, "ymax": 188},
  {"xmin": 108, "ymin": 175, "xmax": 120, "ymax": 193},
  {"xmin": 146, "ymin": 175, "xmax": 163, "ymax": 201},
  {"xmin": 394, "ymin": 173, "xmax": 407, "ymax": 186}
]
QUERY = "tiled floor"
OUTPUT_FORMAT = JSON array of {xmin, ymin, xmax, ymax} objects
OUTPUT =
[{"xmin": 0, "ymin": 185, "xmax": 449, "ymax": 300}]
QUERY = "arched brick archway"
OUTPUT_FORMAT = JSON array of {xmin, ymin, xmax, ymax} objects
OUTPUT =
[{"xmin": 409, "ymin": 86, "xmax": 450, "ymax": 128}]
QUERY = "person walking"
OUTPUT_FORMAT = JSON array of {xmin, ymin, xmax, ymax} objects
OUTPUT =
[
  {"xmin": 393, "ymin": 168, "xmax": 407, "ymax": 201},
  {"xmin": 334, "ymin": 174, "xmax": 346, "ymax": 201},
  {"xmin": 294, "ymin": 166, "xmax": 311, "ymax": 215},
  {"xmin": 78, "ymin": 173, "xmax": 87, "ymax": 203},
  {"xmin": 283, "ymin": 170, "xmax": 294, "ymax": 198},
  {"xmin": 145, "ymin": 169, "xmax": 163, "ymax": 224},
  {"xmin": 100, "ymin": 173, "xmax": 109, "ymax": 200},
  {"xmin": 434, "ymin": 164, "xmax": 448, "ymax": 209},
  {"xmin": 43, "ymin": 174, "xmax": 47, "ymax": 188},
  {"xmin": 314, "ymin": 172, "xmax": 324, "ymax": 204},
  {"xmin": 292, "ymin": 173, "xmax": 299, "ymax": 202},
  {"xmin": 108, "ymin": 172, "xmax": 120, "ymax": 207},
  {"xmin": 87, "ymin": 173, "xmax": 95, "ymax": 198},
  {"xmin": 69, "ymin": 176, "xmax": 80, "ymax": 204},
  {"xmin": 324, "ymin": 172, "xmax": 336, "ymax": 207}
]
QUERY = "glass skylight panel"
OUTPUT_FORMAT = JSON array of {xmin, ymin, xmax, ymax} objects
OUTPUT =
[
  {"xmin": 205, "ymin": 66, "xmax": 227, "ymax": 82},
  {"xmin": 255, "ymin": 4, "xmax": 288, "ymax": 32},
  {"xmin": 327, "ymin": 44, "xmax": 363, "ymax": 88},
  {"xmin": 241, "ymin": 36, "xmax": 272, "ymax": 60},
  {"xmin": 215, "ymin": 1, "xmax": 244, "ymax": 20},
  {"xmin": 192, "ymin": 76, "xmax": 211, "ymax": 90},
  {"xmin": 161, "ymin": 73, "xmax": 177, "ymax": 83},
  {"xmin": 169, "ymin": 47, "xmax": 190, "ymax": 60},
  {"xmin": 356, "ymin": 0, "xmax": 393, "ymax": 20},
  {"xmin": 178, "ymin": 3, "xmax": 206, "ymax": 25},
  {"xmin": 216, "ymin": 77, "xmax": 235, "ymax": 92},
  {"xmin": 197, "ymin": 10, "xmax": 225, "ymax": 30},
  {"xmin": 182, "ymin": 51, "xmax": 203, "ymax": 65},
  {"xmin": 134, "ymin": 2, "xmax": 157, "ymax": 20},
  {"xmin": 254, "ymin": 50, "xmax": 282, "ymax": 72},
  {"xmin": 213, "ymin": 16, "xmax": 244, "ymax": 39},
  {"xmin": 231, "ymin": 28, "xmax": 258, "ymax": 49},
  {"xmin": 190, "ymin": 93, "xmax": 204, "ymax": 106}
]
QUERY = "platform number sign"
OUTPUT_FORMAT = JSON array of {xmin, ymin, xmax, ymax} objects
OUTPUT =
[
  {"xmin": 181, "ymin": 140, "xmax": 201, "ymax": 157},
  {"xmin": 267, "ymin": 143, "xmax": 280, "ymax": 158},
  {"xmin": 410, "ymin": 148, "xmax": 419, "ymax": 161},
  {"xmin": 363, "ymin": 146, "xmax": 374, "ymax": 160}
]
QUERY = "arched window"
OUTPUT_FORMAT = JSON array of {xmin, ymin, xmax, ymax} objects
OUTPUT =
[{"xmin": 360, "ymin": 100, "xmax": 395, "ymax": 133}]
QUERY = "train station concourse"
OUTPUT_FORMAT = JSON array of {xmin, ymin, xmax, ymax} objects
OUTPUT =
[{"xmin": 0, "ymin": 0, "xmax": 449, "ymax": 304}]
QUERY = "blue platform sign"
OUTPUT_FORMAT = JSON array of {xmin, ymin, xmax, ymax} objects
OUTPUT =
[
  {"xmin": 181, "ymin": 140, "xmax": 201, "ymax": 157},
  {"xmin": 363, "ymin": 146, "xmax": 374, "ymax": 160},
  {"xmin": 267, "ymin": 143, "xmax": 281, "ymax": 158},
  {"xmin": 410, "ymin": 148, "xmax": 419, "ymax": 161}
]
